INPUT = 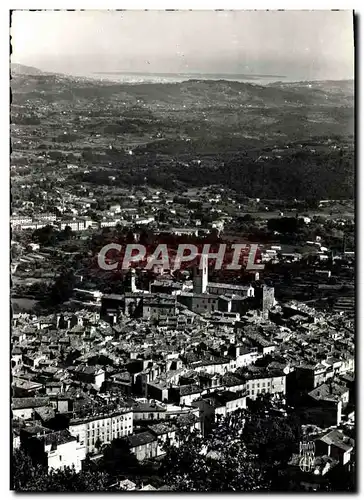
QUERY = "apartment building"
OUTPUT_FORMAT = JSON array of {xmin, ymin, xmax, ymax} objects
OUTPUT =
[{"xmin": 69, "ymin": 408, "xmax": 133, "ymax": 455}]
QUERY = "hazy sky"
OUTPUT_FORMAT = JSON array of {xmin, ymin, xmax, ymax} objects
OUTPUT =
[{"xmin": 11, "ymin": 10, "xmax": 354, "ymax": 79}]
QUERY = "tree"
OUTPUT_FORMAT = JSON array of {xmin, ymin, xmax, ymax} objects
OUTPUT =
[
  {"xmin": 326, "ymin": 462, "xmax": 356, "ymax": 492},
  {"xmin": 49, "ymin": 270, "xmax": 76, "ymax": 305},
  {"xmin": 95, "ymin": 438, "xmax": 102, "ymax": 452},
  {"xmin": 246, "ymin": 392, "xmax": 275, "ymax": 414},
  {"xmin": 159, "ymin": 417, "xmax": 270, "ymax": 492},
  {"xmin": 58, "ymin": 225, "xmax": 73, "ymax": 241},
  {"xmin": 254, "ymin": 354, "xmax": 273, "ymax": 368},
  {"xmin": 243, "ymin": 411, "xmax": 301, "ymax": 465},
  {"xmin": 101, "ymin": 438, "xmax": 140, "ymax": 477},
  {"xmin": 12, "ymin": 448, "xmax": 46, "ymax": 491},
  {"xmin": 267, "ymin": 217, "xmax": 303, "ymax": 235},
  {"xmin": 242, "ymin": 406, "xmax": 302, "ymax": 491},
  {"xmin": 32, "ymin": 225, "xmax": 58, "ymax": 246},
  {"xmin": 12, "ymin": 449, "xmax": 116, "ymax": 492}
]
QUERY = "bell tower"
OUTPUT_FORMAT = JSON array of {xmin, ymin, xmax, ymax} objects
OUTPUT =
[{"xmin": 193, "ymin": 254, "xmax": 208, "ymax": 293}]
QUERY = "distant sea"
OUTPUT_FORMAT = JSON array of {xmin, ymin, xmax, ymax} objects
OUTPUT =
[{"xmin": 89, "ymin": 71, "xmax": 290, "ymax": 86}]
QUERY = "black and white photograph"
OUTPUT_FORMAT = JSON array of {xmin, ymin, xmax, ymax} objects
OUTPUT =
[{"xmin": 9, "ymin": 9, "xmax": 355, "ymax": 492}]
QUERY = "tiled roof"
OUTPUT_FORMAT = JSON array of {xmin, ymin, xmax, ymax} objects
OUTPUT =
[{"xmin": 127, "ymin": 431, "xmax": 156, "ymax": 448}]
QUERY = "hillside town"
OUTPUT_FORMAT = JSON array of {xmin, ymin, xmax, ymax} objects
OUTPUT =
[
  {"xmin": 11, "ymin": 99, "xmax": 355, "ymax": 491},
  {"xmin": 10, "ymin": 9, "xmax": 355, "ymax": 494},
  {"xmin": 11, "ymin": 91, "xmax": 356, "ymax": 490},
  {"xmin": 12, "ymin": 229, "xmax": 355, "ymax": 490}
]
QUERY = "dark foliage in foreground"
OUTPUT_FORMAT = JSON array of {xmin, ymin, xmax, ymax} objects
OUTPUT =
[{"xmin": 12, "ymin": 449, "xmax": 117, "ymax": 492}]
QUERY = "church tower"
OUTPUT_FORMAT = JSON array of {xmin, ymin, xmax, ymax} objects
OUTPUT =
[
  {"xmin": 193, "ymin": 254, "xmax": 208, "ymax": 294},
  {"xmin": 124, "ymin": 268, "xmax": 136, "ymax": 293}
]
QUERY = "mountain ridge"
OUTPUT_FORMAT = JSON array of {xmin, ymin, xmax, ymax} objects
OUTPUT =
[
  {"xmin": 10, "ymin": 63, "xmax": 46, "ymax": 76},
  {"xmin": 11, "ymin": 66, "xmax": 354, "ymax": 108},
  {"xmin": 10, "ymin": 63, "xmax": 353, "ymax": 87}
]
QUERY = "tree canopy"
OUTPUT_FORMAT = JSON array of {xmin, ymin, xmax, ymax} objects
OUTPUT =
[
  {"xmin": 12, "ymin": 449, "xmax": 116, "ymax": 492},
  {"xmin": 159, "ymin": 413, "xmax": 270, "ymax": 492}
]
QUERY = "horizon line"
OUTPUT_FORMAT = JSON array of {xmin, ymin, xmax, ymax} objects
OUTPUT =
[
  {"xmin": 93, "ymin": 71, "xmax": 287, "ymax": 78},
  {"xmin": 10, "ymin": 62, "xmax": 354, "ymax": 83}
]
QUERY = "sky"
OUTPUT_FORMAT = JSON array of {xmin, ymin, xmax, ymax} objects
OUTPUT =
[{"xmin": 10, "ymin": 10, "xmax": 354, "ymax": 80}]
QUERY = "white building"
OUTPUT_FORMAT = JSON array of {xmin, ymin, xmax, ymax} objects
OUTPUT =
[
  {"xmin": 110, "ymin": 204, "xmax": 121, "ymax": 214},
  {"xmin": 245, "ymin": 373, "xmax": 286, "ymax": 400},
  {"xmin": 59, "ymin": 218, "xmax": 93, "ymax": 231},
  {"xmin": 236, "ymin": 347, "xmax": 261, "ymax": 369},
  {"xmin": 25, "ymin": 430, "xmax": 85, "ymax": 473},
  {"xmin": 100, "ymin": 218, "xmax": 124, "ymax": 228},
  {"xmin": 69, "ymin": 408, "xmax": 134, "ymax": 455},
  {"xmin": 212, "ymin": 393, "xmax": 247, "ymax": 418},
  {"xmin": 28, "ymin": 243, "xmax": 40, "ymax": 251},
  {"xmin": 44, "ymin": 431, "xmax": 85, "ymax": 473},
  {"xmin": 10, "ymin": 216, "xmax": 32, "ymax": 225}
]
